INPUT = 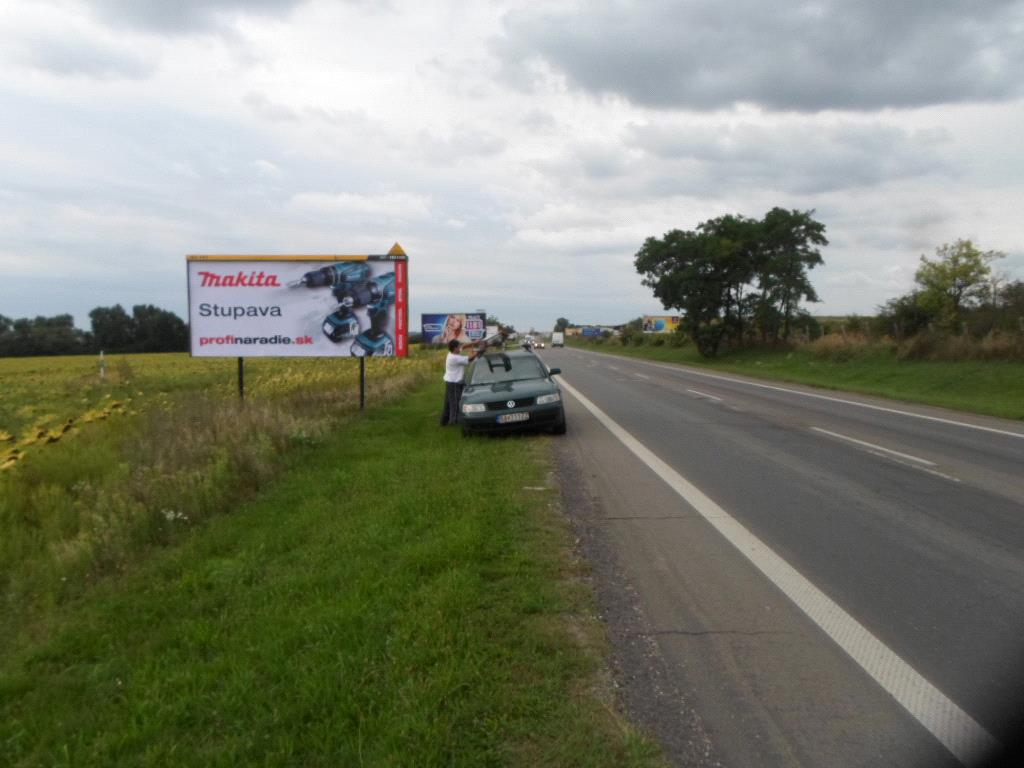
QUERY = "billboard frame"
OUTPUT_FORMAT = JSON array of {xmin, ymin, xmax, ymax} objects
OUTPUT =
[{"xmin": 185, "ymin": 244, "xmax": 408, "ymax": 406}]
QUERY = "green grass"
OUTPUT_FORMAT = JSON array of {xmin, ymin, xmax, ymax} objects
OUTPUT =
[
  {"xmin": 570, "ymin": 339, "xmax": 1024, "ymax": 420},
  {"xmin": 0, "ymin": 352, "xmax": 437, "ymax": 636},
  {"xmin": 0, "ymin": 382, "xmax": 663, "ymax": 768}
]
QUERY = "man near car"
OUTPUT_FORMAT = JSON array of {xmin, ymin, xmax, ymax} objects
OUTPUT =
[{"xmin": 441, "ymin": 338, "xmax": 484, "ymax": 426}]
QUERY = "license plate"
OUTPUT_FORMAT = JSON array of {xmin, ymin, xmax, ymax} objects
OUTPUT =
[{"xmin": 497, "ymin": 412, "xmax": 530, "ymax": 424}]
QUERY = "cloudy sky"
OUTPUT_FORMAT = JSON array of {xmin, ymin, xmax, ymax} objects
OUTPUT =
[{"xmin": 2, "ymin": 0, "xmax": 1022, "ymax": 332}]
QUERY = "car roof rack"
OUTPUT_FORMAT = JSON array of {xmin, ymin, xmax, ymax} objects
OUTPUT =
[{"xmin": 486, "ymin": 353, "xmax": 512, "ymax": 372}]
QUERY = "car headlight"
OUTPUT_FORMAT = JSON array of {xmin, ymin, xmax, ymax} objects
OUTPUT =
[
  {"xmin": 536, "ymin": 393, "xmax": 561, "ymax": 405},
  {"xmin": 462, "ymin": 403, "xmax": 486, "ymax": 413}
]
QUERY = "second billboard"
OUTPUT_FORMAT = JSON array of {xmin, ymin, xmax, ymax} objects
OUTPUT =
[
  {"xmin": 421, "ymin": 313, "xmax": 486, "ymax": 345},
  {"xmin": 643, "ymin": 315, "xmax": 681, "ymax": 333}
]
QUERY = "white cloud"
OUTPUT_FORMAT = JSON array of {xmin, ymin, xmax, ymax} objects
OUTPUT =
[
  {"xmin": 288, "ymin": 191, "xmax": 432, "ymax": 221},
  {"xmin": 253, "ymin": 159, "xmax": 283, "ymax": 177}
]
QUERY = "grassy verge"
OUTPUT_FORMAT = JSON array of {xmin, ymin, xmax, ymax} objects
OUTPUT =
[
  {"xmin": 0, "ymin": 382, "xmax": 663, "ymax": 767},
  {"xmin": 569, "ymin": 339, "xmax": 1024, "ymax": 421},
  {"xmin": 1, "ymin": 353, "xmax": 437, "ymax": 644}
]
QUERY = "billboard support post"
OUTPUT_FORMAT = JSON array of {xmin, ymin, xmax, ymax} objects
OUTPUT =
[
  {"xmin": 359, "ymin": 357, "xmax": 366, "ymax": 411},
  {"xmin": 238, "ymin": 357, "xmax": 245, "ymax": 400}
]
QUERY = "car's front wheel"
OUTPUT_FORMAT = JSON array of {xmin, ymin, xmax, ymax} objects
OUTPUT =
[{"xmin": 551, "ymin": 414, "xmax": 566, "ymax": 435}]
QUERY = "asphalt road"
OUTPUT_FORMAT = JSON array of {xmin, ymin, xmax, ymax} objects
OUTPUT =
[{"xmin": 539, "ymin": 346, "xmax": 1024, "ymax": 768}]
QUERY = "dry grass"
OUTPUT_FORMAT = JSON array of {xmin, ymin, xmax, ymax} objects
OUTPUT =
[
  {"xmin": 895, "ymin": 331, "xmax": 1024, "ymax": 361},
  {"xmin": 802, "ymin": 332, "xmax": 887, "ymax": 362},
  {"xmin": 802, "ymin": 330, "xmax": 1024, "ymax": 363}
]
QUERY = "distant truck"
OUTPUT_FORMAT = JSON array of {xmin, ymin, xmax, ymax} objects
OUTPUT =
[{"xmin": 551, "ymin": 331, "xmax": 564, "ymax": 347}]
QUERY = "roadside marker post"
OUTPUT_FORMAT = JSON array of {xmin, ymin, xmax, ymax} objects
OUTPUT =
[{"xmin": 359, "ymin": 357, "xmax": 366, "ymax": 411}]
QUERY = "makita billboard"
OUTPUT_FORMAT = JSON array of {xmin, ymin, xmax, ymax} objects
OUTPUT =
[{"xmin": 187, "ymin": 246, "xmax": 409, "ymax": 358}]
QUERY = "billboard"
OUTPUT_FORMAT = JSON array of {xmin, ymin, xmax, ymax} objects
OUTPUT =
[
  {"xmin": 187, "ymin": 249, "xmax": 408, "ymax": 358},
  {"xmin": 581, "ymin": 326, "xmax": 603, "ymax": 338},
  {"xmin": 643, "ymin": 315, "xmax": 681, "ymax": 333},
  {"xmin": 421, "ymin": 312, "xmax": 486, "ymax": 345}
]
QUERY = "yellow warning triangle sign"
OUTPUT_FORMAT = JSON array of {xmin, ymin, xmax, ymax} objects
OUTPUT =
[{"xmin": 387, "ymin": 242, "xmax": 406, "ymax": 257}]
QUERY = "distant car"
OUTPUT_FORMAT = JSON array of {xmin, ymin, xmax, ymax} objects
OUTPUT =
[
  {"xmin": 460, "ymin": 350, "xmax": 566, "ymax": 435},
  {"xmin": 535, "ymin": 341, "xmax": 545, "ymax": 349}
]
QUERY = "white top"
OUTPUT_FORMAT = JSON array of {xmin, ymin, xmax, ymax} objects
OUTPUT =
[{"xmin": 443, "ymin": 352, "xmax": 471, "ymax": 383}]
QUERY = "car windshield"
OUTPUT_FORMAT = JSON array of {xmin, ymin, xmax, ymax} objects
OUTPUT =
[{"xmin": 469, "ymin": 356, "xmax": 546, "ymax": 385}]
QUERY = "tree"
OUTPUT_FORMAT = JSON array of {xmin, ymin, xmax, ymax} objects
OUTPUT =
[
  {"xmin": 999, "ymin": 280, "xmax": 1024, "ymax": 332},
  {"xmin": 758, "ymin": 208, "xmax": 827, "ymax": 340},
  {"xmin": 89, "ymin": 305, "xmax": 134, "ymax": 352},
  {"xmin": 0, "ymin": 314, "xmax": 89, "ymax": 356},
  {"xmin": 696, "ymin": 213, "xmax": 763, "ymax": 344},
  {"xmin": 87, "ymin": 304, "xmax": 188, "ymax": 352},
  {"xmin": 914, "ymin": 239, "xmax": 1003, "ymax": 331},
  {"xmin": 635, "ymin": 228, "xmax": 743, "ymax": 357},
  {"xmin": 634, "ymin": 209, "xmax": 827, "ymax": 356},
  {"xmin": 131, "ymin": 304, "xmax": 188, "ymax": 352},
  {"xmin": 554, "ymin": 317, "xmax": 570, "ymax": 332}
]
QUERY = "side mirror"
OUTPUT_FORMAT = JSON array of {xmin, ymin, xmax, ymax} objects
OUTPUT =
[{"xmin": 548, "ymin": 367, "xmax": 561, "ymax": 376}]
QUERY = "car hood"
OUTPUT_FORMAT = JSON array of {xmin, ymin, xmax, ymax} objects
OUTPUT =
[{"xmin": 462, "ymin": 378, "xmax": 557, "ymax": 401}]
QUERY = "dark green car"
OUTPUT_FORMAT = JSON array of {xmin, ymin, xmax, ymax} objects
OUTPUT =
[{"xmin": 460, "ymin": 350, "xmax": 566, "ymax": 435}]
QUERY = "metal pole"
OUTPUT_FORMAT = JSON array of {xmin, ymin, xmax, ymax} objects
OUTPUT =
[
  {"xmin": 359, "ymin": 356, "xmax": 366, "ymax": 411},
  {"xmin": 238, "ymin": 357, "xmax": 245, "ymax": 400}
]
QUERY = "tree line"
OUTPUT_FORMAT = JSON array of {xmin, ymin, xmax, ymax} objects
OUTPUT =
[
  {"xmin": 634, "ymin": 208, "xmax": 827, "ymax": 357},
  {"xmin": 0, "ymin": 304, "xmax": 188, "ymax": 357},
  {"xmin": 872, "ymin": 239, "xmax": 1022, "ymax": 338}
]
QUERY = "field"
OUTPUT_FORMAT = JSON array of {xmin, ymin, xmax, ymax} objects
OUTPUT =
[
  {"xmin": 0, "ymin": 352, "xmax": 663, "ymax": 766},
  {"xmin": 0, "ymin": 353, "xmax": 415, "ymax": 470}
]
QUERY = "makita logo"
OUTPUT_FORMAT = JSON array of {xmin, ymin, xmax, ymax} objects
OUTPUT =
[{"xmin": 199, "ymin": 270, "xmax": 281, "ymax": 287}]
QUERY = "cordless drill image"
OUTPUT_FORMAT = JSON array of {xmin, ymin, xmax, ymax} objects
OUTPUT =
[
  {"xmin": 322, "ymin": 272, "xmax": 396, "ymax": 356},
  {"xmin": 289, "ymin": 261, "xmax": 397, "ymax": 355},
  {"xmin": 292, "ymin": 262, "xmax": 371, "ymax": 289}
]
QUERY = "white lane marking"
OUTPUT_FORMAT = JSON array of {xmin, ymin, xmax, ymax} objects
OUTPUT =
[
  {"xmin": 810, "ymin": 427, "xmax": 936, "ymax": 466},
  {"xmin": 559, "ymin": 375, "xmax": 998, "ymax": 766},
  {"xmin": 687, "ymin": 388, "xmax": 723, "ymax": 402},
  {"xmin": 608, "ymin": 365, "xmax": 620, "ymax": 371},
  {"xmin": 583, "ymin": 350, "xmax": 1024, "ymax": 441},
  {"xmin": 635, "ymin": 373, "xmax": 651, "ymax": 380},
  {"xmin": 874, "ymin": 456, "xmax": 962, "ymax": 484}
]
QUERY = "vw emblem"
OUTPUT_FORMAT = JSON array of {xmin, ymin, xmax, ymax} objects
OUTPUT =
[{"xmin": 507, "ymin": 400, "xmax": 515, "ymax": 408}]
